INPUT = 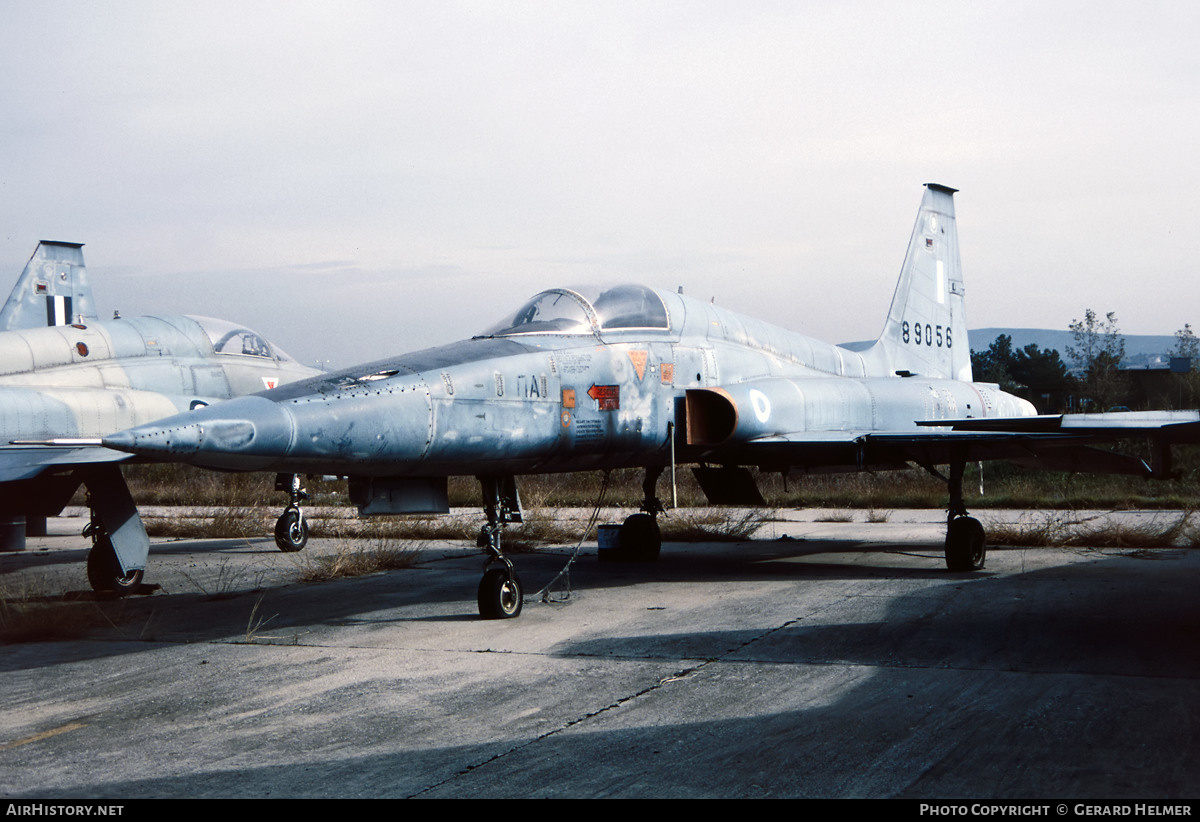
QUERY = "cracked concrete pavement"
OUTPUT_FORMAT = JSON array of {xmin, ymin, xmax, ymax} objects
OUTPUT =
[{"xmin": 2, "ymin": 509, "xmax": 1198, "ymax": 798}]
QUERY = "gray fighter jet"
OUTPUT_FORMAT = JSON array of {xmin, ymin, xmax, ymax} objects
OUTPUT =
[
  {"xmin": 0, "ymin": 241, "xmax": 317, "ymax": 591},
  {"xmin": 101, "ymin": 185, "xmax": 1200, "ymax": 617}
]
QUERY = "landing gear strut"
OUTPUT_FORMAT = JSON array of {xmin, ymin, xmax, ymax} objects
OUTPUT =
[
  {"xmin": 943, "ymin": 455, "xmax": 986, "ymax": 571},
  {"xmin": 476, "ymin": 475, "xmax": 523, "ymax": 619},
  {"xmin": 274, "ymin": 473, "xmax": 309, "ymax": 552},
  {"xmin": 604, "ymin": 466, "xmax": 664, "ymax": 562}
]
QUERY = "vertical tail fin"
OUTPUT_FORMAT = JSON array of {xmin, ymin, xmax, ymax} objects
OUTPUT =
[
  {"xmin": 866, "ymin": 184, "xmax": 971, "ymax": 381},
  {"xmin": 0, "ymin": 241, "xmax": 98, "ymax": 331}
]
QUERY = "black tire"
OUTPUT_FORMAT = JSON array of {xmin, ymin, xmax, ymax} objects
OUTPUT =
[
  {"xmin": 86, "ymin": 537, "xmax": 144, "ymax": 595},
  {"xmin": 617, "ymin": 512, "xmax": 661, "ymax": 562},
  {"xmin": 274, "ymin": 509, "xmax": 308, "ymax": 552},
  {"xmin": 477, "ymin": 567, "xmax": 523, "ymax": 619},
  {"xmin": 945, "ymin": 516, "xmax": 986, "ymax": 571}
]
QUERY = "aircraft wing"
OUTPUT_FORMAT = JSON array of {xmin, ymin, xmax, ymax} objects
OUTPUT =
[
  {"xmin": 0, "ymin": 444, "xmax": 132, "ymax": 483},
  {"xmin": 916, "ymin": 410, "xmax": 1200, "ymax": 440},
  {"xmin": 705, "ymin": 410, "xmax": 1200, "ymax": 478}
]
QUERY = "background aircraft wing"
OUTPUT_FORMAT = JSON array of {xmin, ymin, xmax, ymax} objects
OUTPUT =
[{"xmin": 0, "ymin": 445, "xmax": 131, "ymax": 483}]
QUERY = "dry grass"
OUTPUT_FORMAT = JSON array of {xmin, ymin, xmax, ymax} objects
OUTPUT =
[
  {"xmin": 1, "ymin": 599, "xmax": 109, "ymax": 643},
  {"xmin": 316, "ymin": 514, "xmax": 476, "ymax": 541},
  {"xmin": 294, "ymin": 539, "xmax": 422, "ymax": 584},
  {"xmin": 143, "ymin": 504, "xmax": 582, "ymax": 548},
  {"xmin": 178, "ymin": 559, "xmax": 270, "ymax": 600},
  {"xmin": 659, "ymin": 509, "xmax": 767, "ymax": 542},
  {"xmin": 0, "ymin": 576, "xmax": 131, "ymax": 644},
  {"xmin": 117, "ymin": 457, "xmax": 1200, "ymax": 513},
  {"xmin": 984, "ymin": 511, "xmax": 1199, "ymax": 548},
  {"xmin": 121, "ymin": 464, "xmax": 281, "ymax": 507},
  {"xmin": 814, "ymin": 510, "xmax": 855, "ymax": 523},
  {"xmin": 144, "ymin": 507, "xmax": 274, "ymax": 540}
]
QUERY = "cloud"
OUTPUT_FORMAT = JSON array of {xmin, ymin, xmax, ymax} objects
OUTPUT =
[{"xmin": 1, "ymin": 1, "xmax": 1197, "ymax": 368}]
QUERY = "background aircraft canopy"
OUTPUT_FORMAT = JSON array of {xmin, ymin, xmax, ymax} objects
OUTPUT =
[
  {"xmin": 479, "ymin": 284, "xmax": 669, "ymax": 337},
  {"xmin": 189, "ymin": 315, "xmax": 298, "ymax": 362}
]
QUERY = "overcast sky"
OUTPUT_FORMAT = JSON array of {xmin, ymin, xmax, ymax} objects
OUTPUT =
[{"xmin": 2, "ymin": 1, "xmax": 1196, "ymax": 368}]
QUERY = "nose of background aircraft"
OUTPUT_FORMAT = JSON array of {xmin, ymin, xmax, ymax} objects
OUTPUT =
[{"xmin": 103, "ymin": 395, "xmax": 296, "ymax": 470}]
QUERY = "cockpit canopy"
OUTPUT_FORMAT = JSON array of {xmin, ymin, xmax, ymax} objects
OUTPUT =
[
  {"xmin": 190, "ymin": 316, "xmax": 297, "ymax": 362},
  {"xmin": 479, "ymin": 284, "xmax": 670, "ymax": 337}
]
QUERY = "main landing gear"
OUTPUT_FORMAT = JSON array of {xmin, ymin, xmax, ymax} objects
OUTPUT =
[
  {"xmin": 602, "ymin": 466, "xmax": 664, "ymax": 563},
  {"xmin": 475, "ymin": 475, "xmax": 524, "ymax": 619},
  {"xmin": 273, "ymin": 473, "xmax": 309, "ymax": 552},
  {"xmin": 471, "ymin": 467, "xmax": 667, "ymax": 618},
  {"xmin": 942, "ymin": 455, "xmax": 986, "ymax": 572}
]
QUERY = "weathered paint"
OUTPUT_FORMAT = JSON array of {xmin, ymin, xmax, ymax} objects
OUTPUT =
[
  {"xmin": 0, "ymin": 242, "xmax": 320, "ymax": 576},
  {"xmin": 103, "ymin": 185, "xmax": 1041, "ymax": 486},
  {"xmin": 0, "ymin": 315, "xmax": 316, "ymax": 444}
]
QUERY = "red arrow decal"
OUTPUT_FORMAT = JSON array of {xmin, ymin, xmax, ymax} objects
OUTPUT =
[{"xmin": 587, "ymin": 384, "xmax": 620, "ymax": 410}]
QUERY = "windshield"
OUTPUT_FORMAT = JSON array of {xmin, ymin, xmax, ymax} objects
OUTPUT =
[
  {"xmin": 479, "ymin": 289, "xmax": 596, "ymax": 336},
  {"xmin": 189, "ymin": 315, "xmax": 297, "ymax": 361},
  {"xmin": 479, "ymin": 285, "xmax": 669, "ymax": 337}
]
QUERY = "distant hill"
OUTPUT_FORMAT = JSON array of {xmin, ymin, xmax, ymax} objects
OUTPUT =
[
  {"xmin": 842, "ymin": 328, "xmax": 1181, "ymax": 367},
  {"xmin": 968, "ymin": 328, "xmax": 1180, "ymax": 368}
]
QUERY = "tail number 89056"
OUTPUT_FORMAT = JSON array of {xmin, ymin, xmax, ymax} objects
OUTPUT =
[{"xmin": 902, "ymin": 321, "xmax": 951, "ymax": 348}]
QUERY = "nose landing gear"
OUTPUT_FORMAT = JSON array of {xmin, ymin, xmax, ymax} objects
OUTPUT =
[
  {"xmin": 478, "ymin": 563, "xmax": 523, "ymax": 619},
  {"xmin": 274, "ymin": 473, "xmax": 310, "ymax": 552},
  {"xmin": 475, "ymin": 475, "xmax": 524, "ymax": 619}
]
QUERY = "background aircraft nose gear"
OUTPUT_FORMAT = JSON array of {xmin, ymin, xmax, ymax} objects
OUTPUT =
[
  {"xmin": 274, "ymin": 473, "xmax": 310, "ymax": 552},
  {"xmin": 83, "ymin": 504, "xmax": 143, "ymax": 595}
]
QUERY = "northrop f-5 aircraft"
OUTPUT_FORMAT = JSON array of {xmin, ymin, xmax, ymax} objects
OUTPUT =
[
  {"xmin": 100, "ymin": 185, "xmax": 1200, "ymax": 617},
  {"xmin": 0, "ymin": 241, "xmax": 317, "ymax": 591}
]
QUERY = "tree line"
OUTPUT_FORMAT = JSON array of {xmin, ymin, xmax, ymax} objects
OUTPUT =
[{"xmin": 970, "ymin": 311, "xmax": 1198, "ymax": 413}]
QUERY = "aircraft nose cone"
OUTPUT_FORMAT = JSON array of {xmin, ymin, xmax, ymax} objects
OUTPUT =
[
  {"xmin": 103, "ymin": 396, "xmax": 296, "ymax": 469},
  {"xmin": 103, "ymin": 421, "xmax": 204, "ymax": 455}
]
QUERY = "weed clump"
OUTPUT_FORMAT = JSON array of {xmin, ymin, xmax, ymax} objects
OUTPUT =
[
  {"xmin": 814, "ymin": 510, "xmax": 855, "ymax": 523},
  {"xmin": 659, "ymin": 509, "xmax": 767, "ymax": 542},
  {"xmin": 294, "ymin": 540, "xmax": 422, "ymax": 583},
  {"xmin": 985, "ymin": 511, "xmax": 1198, "ymax": 548}
]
